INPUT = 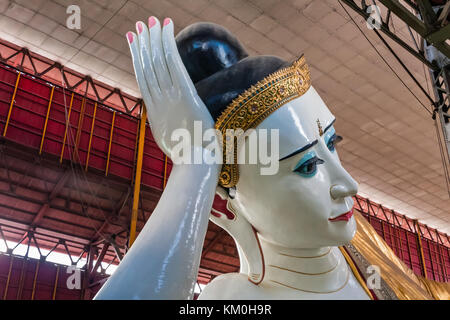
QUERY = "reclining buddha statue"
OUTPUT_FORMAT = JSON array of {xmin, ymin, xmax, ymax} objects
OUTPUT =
[{"xmin": 94, "ymin": 17, "xmax": 449, "ymax": 300}]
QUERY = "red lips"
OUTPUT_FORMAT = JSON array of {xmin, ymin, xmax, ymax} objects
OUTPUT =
[{"xmin": 329, "ymin": 209, "xmax": 354, "ymax": 222}]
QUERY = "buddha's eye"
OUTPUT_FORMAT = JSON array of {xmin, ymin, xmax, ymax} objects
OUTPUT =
[
  {"xmin": 293, "ymin": 151, "xmax": 324, "ymax": 178},
  {"xmin": 326, "ymin": 134, "xmax": 343, "ymax": 152},
  {"xmin": 323, "ymin": 126, "xmax": 343, "ymax": 153}
]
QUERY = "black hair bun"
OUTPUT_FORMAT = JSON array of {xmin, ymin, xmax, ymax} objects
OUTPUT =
[
  {"xmin": 176, "ymin": 22, "xmax": 248, "ymax": 84},
  {"xmin": 176, "ymin": 22, "xmax": 289, "ymax": 121}
]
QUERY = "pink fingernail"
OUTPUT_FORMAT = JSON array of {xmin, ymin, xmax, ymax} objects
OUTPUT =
[
  {"xmin": 127, "ymin": 32, "xmax": 134, "ymax": 44},
  {"xmin": 163, "ymin": 18, "xmax": 171, "ymax": 26},
  {"xmin": 137, "ymin": 22, "xmax": 144, "ymax": 34},
  {"xmin": 149, "ymin": 16, "xmax": 156, "ymax": 28}
]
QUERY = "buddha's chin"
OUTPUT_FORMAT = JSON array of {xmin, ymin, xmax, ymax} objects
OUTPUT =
[
  {"xmin": 309, "ymin": 217, "xmax": 356, "ymax": 248},
  {"xmin": 330, "ymin": 217, "xmax": 357, "ymax": 245}
]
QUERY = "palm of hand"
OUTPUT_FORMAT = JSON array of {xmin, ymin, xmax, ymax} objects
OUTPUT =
[{"xmin": 127, "ymin": 17, "xmax": 215, "ymax": 158}]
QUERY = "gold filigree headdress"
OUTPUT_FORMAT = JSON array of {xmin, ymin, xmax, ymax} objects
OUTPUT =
[{"xmin": 215, "ymin": 55, "xmax": 312, "ymax": 188}]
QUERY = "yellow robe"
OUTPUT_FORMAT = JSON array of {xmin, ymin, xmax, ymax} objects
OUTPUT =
[{"xmin": 349, "ymin": 211, "xmax": 449, "ymax": 300}]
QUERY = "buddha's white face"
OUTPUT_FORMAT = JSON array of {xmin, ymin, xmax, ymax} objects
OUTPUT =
[{"xmin": 232, "ymin": 86, "xmax": 358, "ymax": 249}]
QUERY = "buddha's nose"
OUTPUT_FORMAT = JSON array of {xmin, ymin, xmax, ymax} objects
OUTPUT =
[{"xmin": 330, "ymin": 173, "xmax": 358, "ymax": 200}]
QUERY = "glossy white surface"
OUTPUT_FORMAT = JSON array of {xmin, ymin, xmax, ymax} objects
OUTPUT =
[
  {"xmin": 206, "ymin": 85, "xmax": 366, "ymax": 299},
  {"xmin": 199, "ymin": 248, "xmax": 369, "ymax": 300},
  {"xmin": 257, "ymin": 86, "xmax": 335, "ymax": 160},
  {"xmin": 95, "ymin": 18, "xmax": 220, "ymax": 300},
  {"xmin": 96, "ymin": 162, "xmax": 219, "ymax": 299},
  {"xmin": 232, "ymin": 86, "xmax": 358, "ymax": 248},
  {"xmin": 97, "ymin": 17, "xmax": 366, "ymax": 300}
]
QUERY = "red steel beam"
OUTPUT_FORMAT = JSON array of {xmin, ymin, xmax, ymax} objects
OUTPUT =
[
  {"xmin": 28, "ymin": 171, "xmax": 71, "ymax": 230},
  {"xmin": 202, "ymin": 230, "xmax": 224, "ymax": 258},
  {"xmin": 0, "ymin": 39, "xmax": 143, "ymax": 117},
  {"xmin": 90, "ymin": 243, "xmax": 110, "ymax": 278}
]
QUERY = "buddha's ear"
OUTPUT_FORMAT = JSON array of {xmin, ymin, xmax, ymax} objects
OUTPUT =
[
  {"xmin": 215, "ymin": 185, "xmax": 228, "ymax": 200},
  {"xmin": 210, "ymin": 185, "xmax": 265, "ymax": 285}
]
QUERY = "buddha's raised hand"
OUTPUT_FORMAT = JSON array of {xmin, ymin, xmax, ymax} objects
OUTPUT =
[
  {"xmin": 126, "ymin": 17, "xmax": 216, "ymax": 158},
  {"xmin": 95, "ymin": 18, "xmax": 220, "ymax": 300}
]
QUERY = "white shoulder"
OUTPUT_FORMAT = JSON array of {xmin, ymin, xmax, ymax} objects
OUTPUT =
[{"xmin": 198, "ymin": 273, "xmax": 261, "ymax": 300}]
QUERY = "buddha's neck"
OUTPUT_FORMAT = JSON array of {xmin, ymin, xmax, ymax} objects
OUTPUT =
[{"xmin": 259, "ymin": 237, "xmax": 349, "ymax": 294}]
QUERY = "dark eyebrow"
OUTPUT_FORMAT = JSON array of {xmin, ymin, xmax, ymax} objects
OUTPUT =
[
  {"xmin": 323, "ymin": 119, "xmax": 336, "ymax": 135},
  {"xmin": 279, "ymin": 140, "xmax": 318, "ymax": 161},
  {"xmin": 278, "ymin": 119, "xmax": 336, "ymax": 162}
]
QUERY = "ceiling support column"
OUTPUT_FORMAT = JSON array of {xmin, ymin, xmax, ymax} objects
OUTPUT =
[{"xmin": 129, "ymin": 106, "xmax": 147, "ymax": 247}]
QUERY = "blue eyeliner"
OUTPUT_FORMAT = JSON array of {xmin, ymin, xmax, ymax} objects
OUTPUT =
[
  {"xmin": 324, "ymin": 126, "xmax": 337, "ymax": 152},
  {"xmin": 294, "ymin": 151, "xmax": 316, "ymax": 170},
  {"xmin": 324, "ymin": 126, "xmax": 335, "ymax": 144},
  {"xmin": 293, "ymin": 151, "xmax": 324, "ymax": 178}
]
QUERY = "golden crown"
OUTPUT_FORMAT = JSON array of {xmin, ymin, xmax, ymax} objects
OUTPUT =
[{"xmin": 215, "ymin": 55, "xmax": 312, "ymax": 188}]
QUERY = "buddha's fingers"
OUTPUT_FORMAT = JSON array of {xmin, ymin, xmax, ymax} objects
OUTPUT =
[
  {"xmin": 148, "ymin": 17, "xmax": 173, "ymax": 97},
  {"xmin": 136, "ymin": 20, "xmax": 162, "ymax": 101},
  {"xmin": 126, "ymin": 31, "xmax": 154, "ymax": 109},
  {"xmin": 162, "ymin": 18, "xmax": 197, "ymax": 99}
]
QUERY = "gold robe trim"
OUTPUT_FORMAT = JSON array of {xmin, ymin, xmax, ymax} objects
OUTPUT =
[{"xmin": 350, "ymin": 211, "xmax": 450, "ymax": 300}]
